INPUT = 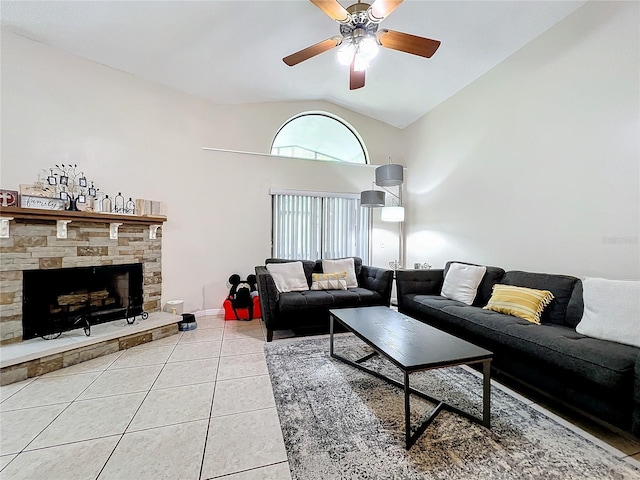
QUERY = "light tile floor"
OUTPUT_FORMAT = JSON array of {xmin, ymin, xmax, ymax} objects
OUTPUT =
[
  {"xmin": 0, "ymin": 316, "xmax": 290, "ymax": 480},
  {"xmin": 1, "ymin": 316, "xmax": 639, "ymax": 480}
]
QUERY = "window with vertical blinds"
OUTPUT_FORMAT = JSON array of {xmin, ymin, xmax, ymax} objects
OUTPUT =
[{"xmin": 272, "ymin": 192, "xmax": 370, "ymax": 262}]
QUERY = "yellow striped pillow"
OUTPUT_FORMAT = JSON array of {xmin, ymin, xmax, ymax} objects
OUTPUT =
[
  {"xmin": 483, "ymin": 284, "xmax": 554, "ymax": 324},
  {"xmin": 311, "ymin": 272, "xmax": 348, "ymax": 291}
]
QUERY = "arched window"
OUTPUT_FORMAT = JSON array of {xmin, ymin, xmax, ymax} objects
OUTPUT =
[{"xmin": 271, "ymin": 112, "xmax": 368, "ymax": 164}]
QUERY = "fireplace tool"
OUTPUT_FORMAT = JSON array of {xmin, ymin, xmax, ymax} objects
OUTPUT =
[
  {"xmin": 41, "ymin": 313, "xmax": 91, "ymax": 340},
  {"xmin": 125, "ymin": 296, "xmax": 149, "ymax": 324}
]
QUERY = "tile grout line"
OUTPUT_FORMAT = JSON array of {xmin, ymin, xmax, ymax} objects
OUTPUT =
[
  {"xmin": 15, "ymin": 433, "xmax": 124, "ymax": 456},
  {"xmin": 207, "ymin": 404, "xmax": 279, "ymax": 421},
  {"xmin": 215, "ymin": 372, "xmax": 271, "ymax": 383},
  {"xmin": 198, "ymin": 318, "xmax": 226, "ymax": 480},
  {"xmin": 195, "ymin": 316, "xmax": 272, "ymax": 479},
  {"xmin": 205, "ymin": 460, "xmax": 290, "ymax": 480},
  {"xmin": 15, "ymin": 353, "xmax": 130, "ymax": 457},
  {"xmin": 0, "ymin": 362, "xmax": 116, "ymax": 474},
  {"xmin": 93, "ymin": 336, "xmax": 183, "ymax": 479},
  {"xmin": 120, "ymin": 417, "xmax": 214, "ymax": 436},
  {"xmin": 0, "ymin": 377, "xmax": 38, "ymax": 404}
]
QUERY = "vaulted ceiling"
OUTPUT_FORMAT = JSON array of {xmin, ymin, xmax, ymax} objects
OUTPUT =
[{"xmin": 1, "ymin": 0, "xmax": 585, "ymax": 128}]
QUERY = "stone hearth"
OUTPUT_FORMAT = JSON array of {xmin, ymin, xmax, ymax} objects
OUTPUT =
[{"xmin": 0, "ymin": 311, "xmax": 179, "ymax": 385}]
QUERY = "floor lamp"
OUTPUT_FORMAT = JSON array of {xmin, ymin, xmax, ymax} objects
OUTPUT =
[{"xmin": 360, "ymin": 161, "xmax": 405, "ymax": 269}]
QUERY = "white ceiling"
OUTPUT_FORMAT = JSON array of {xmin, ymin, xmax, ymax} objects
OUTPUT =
[{"xmin": 1, "ymin": 0, "xmax": 585, "ymax": 129}]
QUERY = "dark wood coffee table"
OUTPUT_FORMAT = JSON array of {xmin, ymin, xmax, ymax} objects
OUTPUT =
[{"xmin": 329, "ymin": 306, "xmax": 493, "ymax": 449}]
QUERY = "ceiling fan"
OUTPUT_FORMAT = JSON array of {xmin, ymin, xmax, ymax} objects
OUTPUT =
[{"xmin": 283, "ymin": 0, "xmax": 441, "ymax": 90}]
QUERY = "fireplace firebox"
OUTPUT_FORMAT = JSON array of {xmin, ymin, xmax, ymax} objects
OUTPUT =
[{"xmin": 22, "ymin": 263, "xmax": 144, "ymax": 340}]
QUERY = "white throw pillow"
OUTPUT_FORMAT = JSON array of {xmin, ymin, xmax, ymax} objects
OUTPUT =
[
  {"xmin": 322, "ymin": 258, "xmax": 358, "ymax": 288},
  {"xmin": 266, "ymin": 261, "xmax": 309, "ymax": 293},
  {"xmin": 441, "ymin": 263, "xmax": 487, "ymax": 305},
  {"xmin": 575, "ymin": 277, "xmax": 640, "ymax": 348}
]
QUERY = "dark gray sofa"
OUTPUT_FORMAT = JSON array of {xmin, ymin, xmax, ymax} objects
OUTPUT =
[
  {"xmin": 396, "ymin": 262, "xmax": 640, "ymax": 437},
  {"xmin": 255, "ymin": 257, "xmax": 393, "ymax": 342}
]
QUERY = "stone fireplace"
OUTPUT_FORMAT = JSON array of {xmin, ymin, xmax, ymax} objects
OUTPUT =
[{"xmin": 0, "ymin": 208, "xmax": 165, "ymax": 345}]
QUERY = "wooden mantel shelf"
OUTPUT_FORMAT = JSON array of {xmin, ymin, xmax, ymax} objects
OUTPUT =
[{"xmin": 0, "ymin": 206, "xmax": 167, "ymax": 225}]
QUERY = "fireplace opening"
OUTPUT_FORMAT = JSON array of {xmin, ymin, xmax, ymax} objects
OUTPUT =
[{"xmin": 22, "ymin": 263, "xmax": 143, "ymax": 340}]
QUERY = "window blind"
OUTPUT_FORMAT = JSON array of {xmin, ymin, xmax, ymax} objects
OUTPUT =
[{"xmin": 272, "ymin": 193, "xmax": 370, "ymax": 262}]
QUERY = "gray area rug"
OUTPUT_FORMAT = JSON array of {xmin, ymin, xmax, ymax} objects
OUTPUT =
[{"xmin": 265, "ymin": 334, "xmax": 640, "ymax": 480}]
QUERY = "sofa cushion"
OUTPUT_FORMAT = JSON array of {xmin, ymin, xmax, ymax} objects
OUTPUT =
[
  {"xmin": 441, "ymin": 262, "xmax": 487, "ymax": 305},
  {"xmin": 345, "ymin": 287, "xmax": 385, "ymax": 306},
  {"xmin": 311, "ymin": 272, "xmax": 347, "ymax": 291},
  {"xmin": 265, "ymin": 261, "xmax": 309, "ymax": 293},
  {"xmin": 323, "ymin": 258, "xmax": 358, "ymax": 288},
  {"xmin": 266, "ymin": 258, "xmax": 316, "ymax": 287},
  {"xmin": 444, "ymin": 261, "xmax": 505, "ymax": 306},
  {"xmin": 564, "ymin": 280, "xmax": 584, "ymax": 328},
  {"xmin": 501, "ymin": 271, "xmax": 578, "ymax": 326},
  {"xmin": 278, "ymin": 288, "xmax": 384, "ymax": 312},
  {"xmin": 401, "ymin": 294, "xmax": 469, "ymax": 328},
  {"xmin": 484, "ymin": 284, "xmax": 554, "ymax": 324},
  {"xmin": 279, "ymin": 291, "xmax": 349, "ymax": 311},
  {"xmin": 576, "ymin": 278, "xmax": 640, "ymax": 348},
  {"xmin": 314, "ymin": 257, "xmax": 363, "ymax": 277}
]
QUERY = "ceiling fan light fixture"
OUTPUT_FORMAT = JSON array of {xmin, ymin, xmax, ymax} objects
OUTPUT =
[
  {"xmin": 360, "ymin": 35, "xmax": 379, "ymax": 59},
  {"xmin": 337, "ymin": 34, "xmax": 378, "ymax": 71},
  {"xmin": 353, "ymin": 54, "xmax": 369, "ymax": 72},
  {"xmin": 337, "ymin": 42, "xmax": 355, "ymax": 66}
]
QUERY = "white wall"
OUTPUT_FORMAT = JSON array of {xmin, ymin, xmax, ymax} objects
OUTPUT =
[
  {"xmin": 403, "ymin": 1, "xmax": 639, "ymax": 280},
  {"xmin": 0, "ymin": 30, "xmax": 405, "ymax": 312}
]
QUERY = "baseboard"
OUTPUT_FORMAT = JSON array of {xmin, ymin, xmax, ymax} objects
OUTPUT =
[{"xmin": 193, "ymin": 308, "xmax": 223, "ymax": 318}]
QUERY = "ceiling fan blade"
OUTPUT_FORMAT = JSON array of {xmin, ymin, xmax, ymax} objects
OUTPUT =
[
  {"xmin": 350, "ymin": 61, "xmax": 365, "ymax": 90},
  {"xmin": 368, "ymin": 0, "xmax": 403, "ymax": 22},
  {"xmin": 283, "ymin": 37, "xmax": 342, "ymax": 66},
  {"xmin": 310, "ymin": 0, "xmax": 350, "ymax": 23},
  {"xmin": 377, "ymin": 29, "xmax": 441, "ymax": 58}
]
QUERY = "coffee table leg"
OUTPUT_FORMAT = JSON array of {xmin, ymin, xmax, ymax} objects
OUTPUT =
[
  {"xmin": 329, "ymin": 314, "xmax": 334, "ymax": 356},
  {"xmin": 404, "ymin": 371, "xmax": 411, "ymax": 449},
  {"xmin": 483, "ymin": 360, "xmax": 491, "ymax": 428}
]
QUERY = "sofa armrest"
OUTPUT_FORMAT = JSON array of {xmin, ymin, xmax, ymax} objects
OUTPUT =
[
  {"xmin": 396, "ymin": 269, "xmax": 445, "ymax": 310},
  {"xmin": 633, "ymin": 354, "xmax": 640, "ymax": 436},
  {"xmin": 359, "ymin": 265, "xmax": 394, "ymax": 306},
  {"xmin": 255, "ymin": 266, "xmax": 280, "ymax": 340}
]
